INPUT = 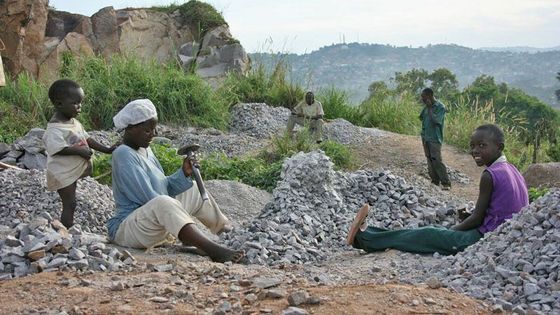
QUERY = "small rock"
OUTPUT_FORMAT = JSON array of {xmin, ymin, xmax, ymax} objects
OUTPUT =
[
  {"xmin": 266, "ymin": 289, "xmax": 286, "ymax": 299},
  {"xmin": 426, "ymin": 277, "xmax": 442, "ymax": 289},
  {"xmin": 149, "ymin": 296, "xmax": 169, "ymax": 303},
  {"xmin": 111, "ymin": 281, "xmax": 127, "ymax": 291},
  {"xmin": 288, "ymin": 290, "xmax": 309, "ymax": 306},
  {"xmin": 282, "ymin": 307, "xmax": 308, "ymax": 315}
]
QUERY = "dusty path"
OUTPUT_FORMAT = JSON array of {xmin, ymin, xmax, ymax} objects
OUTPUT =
[
  {"xmin": 0, "ymin": 130, "xmax": 494, "ymax": 314},
  {"xmin": 352, "ymin": 131, "xmax": 481, "ymax": 202}
]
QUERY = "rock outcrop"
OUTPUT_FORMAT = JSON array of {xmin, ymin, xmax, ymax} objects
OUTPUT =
[{"xmin": 0, "ymin": 0, "xmax": 249, "ymax": 81}]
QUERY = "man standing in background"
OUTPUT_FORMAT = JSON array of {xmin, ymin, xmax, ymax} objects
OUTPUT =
[{"xmin": 420, "ymin": 88, "xmax": 451, "ymax": 190}]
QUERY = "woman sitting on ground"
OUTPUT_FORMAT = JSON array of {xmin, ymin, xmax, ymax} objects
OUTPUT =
[
  {"xmin": 106, "ymin": 99, "xmax": 243, "ymax": 263},
  {"xmin": 347, "ymin": 124, "xmax": 529, "ymax": 255}
]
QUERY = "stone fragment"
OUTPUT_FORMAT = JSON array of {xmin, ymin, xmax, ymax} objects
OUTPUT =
[
  {"xmin": 27, "ymin": 250, "xmax": 46, "ymax": 261},
  {"xmin": 282, "ymin": 307, "xmax": 308, "ymax": 315},
  {"xmin": 288, "ymin": 290, "xmax": 310, "ymax": 306}
]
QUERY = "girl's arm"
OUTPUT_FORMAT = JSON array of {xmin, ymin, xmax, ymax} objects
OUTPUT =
[
  {"xmin": 56, "ymin": 145, "xmax": 92, "ymax": 160},
  {"xmin": 451, "ymin": 171, "xmax": 493, "ymax": 231},
  {"xmin": 87, "ymin": 138, "xmax": 117, "ymax": 154}
]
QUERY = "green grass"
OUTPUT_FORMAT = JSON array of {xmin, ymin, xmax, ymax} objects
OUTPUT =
[
  {"xmin": 69, "ymin": 54, "xmax": 230, "ymax": 130},
  {"xmin": 92, "ymin": 143, "xmax": 183, "ymax": 186},
  {"xmin": 358, "ymin": 92, "xmax": 421, "ymax": 135},
  {"xmin": 218, "ymin": 61, "xmax": 304, "ymax": 109},
  {"xmin": 528, "ymin": 187, "xmax": 549, "ymax": 202},
  {"xmin": 318, "ymin": 87, "xmax": 360, "ymax": 123}
]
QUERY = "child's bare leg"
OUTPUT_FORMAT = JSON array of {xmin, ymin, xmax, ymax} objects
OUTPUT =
[
  {"xmin": 57, "ymin": 181, "xmax": 77, "ymax": 228},
  {"xmin": 178, "ymin": 224, "xmax": 244, "ymax": 263}
]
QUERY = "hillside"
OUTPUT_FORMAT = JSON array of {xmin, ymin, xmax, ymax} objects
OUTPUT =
[{"xmin": 251, "ymin": 43, "xmax": 560, "ymax": 107}]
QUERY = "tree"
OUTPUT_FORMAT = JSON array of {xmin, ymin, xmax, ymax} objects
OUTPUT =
[
  {"xmin": 427, "ymin": 68, "xmax": 459, "ymax": 100},
  {"xmin": 367, "ymin": 81, "xmax": 390, "ymax": 98},
  {"xmin": 464, "ymin": 75, "xmax": 499, "ymax": 104},
  {"xmin": 393, "ymin": 68, "xmax": 429, "ymax": 95}
]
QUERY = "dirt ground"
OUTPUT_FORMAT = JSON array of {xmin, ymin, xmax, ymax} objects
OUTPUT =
[
  {"xmin": 352, "ymin": 131, "xmax": 481, "ymax": 202},
  {"xmin": 0, "ymin": 131, "xmax": 493, "ymax": 314}
]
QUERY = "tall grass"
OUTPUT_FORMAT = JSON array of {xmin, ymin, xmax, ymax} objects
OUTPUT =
[
  {"xmin": 445, "ymin": 97, "xmax": 534, "ymax": 170},
  {"xmin": 0, "ymin": 73, "xmax": 51, "ymax": 142},
  {"xmin": 57, "ymin": 53, "xmax": 229, "ymax": 130},
  {"xmin": 318, "ymin": 87, "xmax": 360, "ymax": 123},
  {"xmin": 358, "ymin": 92, "xmax": 421, "ymax": 135},
  {"xmin": 218, "ymin": 61, "xmax": 304, "ymax": 108}
]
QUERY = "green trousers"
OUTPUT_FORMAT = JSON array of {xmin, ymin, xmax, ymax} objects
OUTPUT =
[
  {"xmin": 353, "ymin": 226, "xmax": 482, "ymax": 255},
  {"xmin": 422, "ymin": 141, "xmax": 451, "ymax": 186}
]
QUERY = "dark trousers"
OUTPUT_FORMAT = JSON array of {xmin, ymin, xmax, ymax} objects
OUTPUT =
[
  {"xmin": 353, "ymin": 226, "xmax": 483, "ymax": 255},
  {"xmin": 422, "ymin": 141, "xmax": 451, "ymax": 186}
]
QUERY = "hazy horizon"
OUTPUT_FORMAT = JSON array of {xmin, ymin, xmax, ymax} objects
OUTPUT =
[{"xmin": 49, "ymin": 0, "xmax": 560, "ymax": 54}]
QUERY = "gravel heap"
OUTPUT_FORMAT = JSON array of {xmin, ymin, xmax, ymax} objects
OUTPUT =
[
  {"xmin": 229, "ymin": 103, "xmax": 291, "ymax": 139},
  {"xmin": 175, "ymin": 130, "xmax": 267, "ymax": 158},
  {"xmin": 0, "ymin": 212, "xmax": 135, "ymax": 280},
  {"xmin": 323, "ymin": 118, "xmax": 387, "ymax": 145},
  {"xmin": 222, "ymin": 151, "xmax": 462, "ymax": 265},
  {"xmin": 0, "ymin": 169, "xmax": 114, "ymax": 234},
  {"xmin": 430, "ymin": 190, "xmax": 560, "ymax": 314},
  {"xmin": 206, "ymin": 180, "xmax": 272, "ymax": 226}
]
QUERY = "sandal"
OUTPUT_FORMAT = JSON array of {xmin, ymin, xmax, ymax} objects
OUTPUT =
[{"xmin": 346, "ymin": 203, "xmax": 370, "ymax": 245}]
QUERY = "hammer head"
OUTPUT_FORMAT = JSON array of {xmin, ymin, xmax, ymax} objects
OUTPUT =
[{"xmin": 177, "ymin": 144, "xmax": 200, "ymax": 156}]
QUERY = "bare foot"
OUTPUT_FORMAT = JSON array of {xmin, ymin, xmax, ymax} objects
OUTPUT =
[
  {"xmin": 209, "ymin": 248, "xmax": 245, "ymax": 264},
  {"xmin": 179, "ymin": 246, "xmax": 208, "ymax": 256},
  {"xmin": 217, "ymin": 224, "xmax": 233, "ymax": 235}
]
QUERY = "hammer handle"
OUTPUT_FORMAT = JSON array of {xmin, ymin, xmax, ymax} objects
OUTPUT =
[{"xmin": 187, "ymin": 152, "xmax": 209, "ymax": 201}]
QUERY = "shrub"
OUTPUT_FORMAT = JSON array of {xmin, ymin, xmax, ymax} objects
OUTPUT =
[{"xmin": 151, "ymin": 1, "xmax": 226, "ymax": 38}]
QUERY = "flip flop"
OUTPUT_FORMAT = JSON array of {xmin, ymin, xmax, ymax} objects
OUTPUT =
[{"xmin": 346, "ymin": 203, "xmax": 370, "ymax": 245}]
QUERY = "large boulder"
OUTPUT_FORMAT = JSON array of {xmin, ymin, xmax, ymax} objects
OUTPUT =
[
  {"xmin": 523, "ymin": 162, "xmax": 560, "ymax": 188},
  {"xmin": 117, "ymin": 9, "xmax": 193, "ymax": 63},
  {"xmin": 0, "ymin": 0, "xmax": 49, "ymax": 75},
  {"xmin": 0, "ymin": 0, "xmax": 247, "ymax": 82},
  {"xmin": 179, "ymin": 24, "xmax": 249, "ymax": 78}
]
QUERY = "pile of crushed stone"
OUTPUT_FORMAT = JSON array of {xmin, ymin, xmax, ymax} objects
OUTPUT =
[
  {"xmin": 229, "ymin": 103, "xmax": 291, "ymax": 139},
  {"xmin": 429, "ymin": 190, "xmax": 560, "ymax": 314},
  {"xmin": 222, "ymin": 151, "xmax": 463, "ymax": 265},
  {"xmin": 0, "ymin": 169, "xmax": 114, "ymax": 234},
  {"xmin": 323, "ymin": 118, "xmax": 387, "ymax": 145},
  {"xmin": 176, "ymin": 130, "xmax": 267, "ymax": 158},
  {"xmin": 0, "ymin": 212, "xmax": 135, "ymax": 280}
]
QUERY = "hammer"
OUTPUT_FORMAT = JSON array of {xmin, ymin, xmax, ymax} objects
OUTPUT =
[{"xmin": 178, "ymin": 144, "xmax": 209, "ymax": 201}]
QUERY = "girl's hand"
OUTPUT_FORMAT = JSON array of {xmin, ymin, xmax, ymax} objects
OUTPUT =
[
  {"xmin": 79, "ymin": 147, "xmax": 93, "ymax": 160},
  {"xmin": 108, "ymin": 141, "xmax": 121, "ymax": 153}
]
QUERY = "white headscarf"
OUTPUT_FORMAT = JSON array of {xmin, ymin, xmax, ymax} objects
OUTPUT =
[{"xmin": 113, "ymin": 99, "xmax": 158, "ymax": 130}]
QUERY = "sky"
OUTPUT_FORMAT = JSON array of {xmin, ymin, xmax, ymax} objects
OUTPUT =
[{"xmin": 48, "ymin": 0, "xmax": 560, "ymax": 54}]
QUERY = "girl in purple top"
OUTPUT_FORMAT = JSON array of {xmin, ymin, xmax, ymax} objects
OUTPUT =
[{"xmin": 346, "ymin": 124, "xmax": 529, "ymax": 255}]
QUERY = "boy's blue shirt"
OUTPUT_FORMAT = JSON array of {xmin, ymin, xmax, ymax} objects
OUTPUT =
[
  {"xmin": 106, "ymin": 145, "xmax": 193, "ymax": 240},
  {"xmin": 420, "ymin": 100, "xmax": 446, "ymax": 144}
]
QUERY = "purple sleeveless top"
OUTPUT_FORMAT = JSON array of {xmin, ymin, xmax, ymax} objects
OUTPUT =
[{"xmin": 478, "ymin": 161, "xmax": 529, "ymax": 233}]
